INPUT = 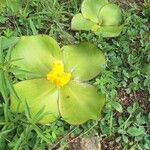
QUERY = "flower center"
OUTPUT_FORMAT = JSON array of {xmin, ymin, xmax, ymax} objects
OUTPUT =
[{"xmin": 47, "ymin": 61, "xmax": 71, "ymax": 88}]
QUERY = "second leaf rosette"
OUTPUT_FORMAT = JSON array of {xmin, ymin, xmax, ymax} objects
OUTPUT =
[
  {"xmin": 71, "ymin": 0, "xmax": 123, "ymax": 37},
  {"xmin": 10, "ymin": 35, "xmax": 105, "ymax": 125}
]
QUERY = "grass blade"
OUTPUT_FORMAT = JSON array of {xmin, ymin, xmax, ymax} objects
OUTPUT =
[{"xmin": 4, "ymin": 72, "xmax": 20, "ymax": 101}]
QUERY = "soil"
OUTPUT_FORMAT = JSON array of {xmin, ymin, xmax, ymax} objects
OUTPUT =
[
  {"xmin": 118, "ymin": 0, "xmax": 144, "ymax": 8},
  {"xmin": 68, "ymin": 137, "xmax": 81, "ymax": 150},
  {"xmin": 68, "ymin": 136, "xmax": 123, "ymax": 150},
  {"xmin": 101, "ymin": 137, "xmax": 121, "ymax": 150},
  {"xmin": 68, "ymin": 137, "xmax": 101, "ymax": 150},
  {"xmin": 118, "ymin": 90, "xmax": 150, "ymax": 114}
]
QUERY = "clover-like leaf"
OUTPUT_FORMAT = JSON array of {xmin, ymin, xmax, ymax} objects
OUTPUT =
[
  {"xmin": 71, "ymin": 13, "xmax": 95, "ymax": 31},
  {"xmin": 59, "ymin": 80, "xmax": 105, "ymax": 125},
  {"xmin": 62, "ymin": 42, "xmax": 105, "ymax": 81},
  {"xmin": 81, "ymin": 0, "xmax": 108, "ymax": 23},
  {"xmin": 10, "ymin": 78, "xmax": 59, "ymax": 124},
  {"xmin": 10, "ymin": 35, "xmax": 106, "ymax": 125},
  {"xmin": 11, "ymin": 35, "xmax": 62, "ymax": 79},
  {"xmin": 94, "ymin": 25, "xmax": 123, "ymax": 37}
]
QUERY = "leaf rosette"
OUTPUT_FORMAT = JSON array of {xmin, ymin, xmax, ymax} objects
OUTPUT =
[
  {"xmin": 71, "ymin": 0, "xmax": 123, "ymax": 37},
  {"xmin": 10, "ymin": 35, "xmax": 105, "ymax": 125}
]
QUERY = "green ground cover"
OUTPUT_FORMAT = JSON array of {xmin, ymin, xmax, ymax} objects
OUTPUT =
[{"xmin": 0, "ymin": 0, "xmax": 150, "ymax": 149}]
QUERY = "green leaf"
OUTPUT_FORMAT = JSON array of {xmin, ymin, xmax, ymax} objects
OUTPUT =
[
  {"xmin": 4, "ymin": 72, "xmax": 20, "ymax": 101},
  {"xmin": 143, "ymin": 64, "xmax": 150, "ymax": 75},
  {"xmin": 81, "ymin": 0, "xmax": 108, "ymax": 23},
  {"xmin": 98, "ymin": 4, "xmax": 122, "ymax": 26},
  {"xmin": 0, "ymin": 36, "xmax": 20, "ymax": 50},
  {"xmin": 127, "ymin": 127, "xmax": 145, "ymax": 137},
  {"xmin": 111, "ymin": 101, "xmax": 123, "ymax": 113},
  {"xmin": 0, "ymin": 37, "xmax": 4, "ymax": 63},
  {"xmin": 59, "ymin": 80, "xmax": 105, "ymax": 124},
  {"xmin": 32, "ymin": 124, "xmax": 50, "ymax": 143},
  {"xmin": 11, "ymin": 35, "xmax": 62, "ymax": 79},
  {"xmin": 94, "ymin": 25, "xmax": 123, "ymax": 37},
  {"xmin": 4, "ymin": 0, "xmax": 22, "ymax": 14},
  {"xmin": 0, "ymin": 129, "xmax": 13, "ymax": 136},
  {"xmin": 122, "ymin": 135, "xmax": 128, "ymax": 143},
  {"xmin": 0, "ymin": 70, "xmax": 8, "ymax": 99},
  {"xmin": 71, "ymin": 13, "xmax": 96, "ymax": 31},
  {"xmin": 10, "ymin": 78, "xmax": 60, "ymax": 124},
  {"xmin": 0, "ymin": 0, "xmax": 5, "ymax": 11},
  {"xmin": 24, "ymin": 100, "xmax": 32, "ymax": 121},
  {"xmin": 62, "ymin": 42, "xmax": 105, "ymax": 81},
  {"xmin": 32, "ymin": 106, "xmax": 49, "ymax": 123},
  {"xmin": 29, "ymin": 19, "xmax": 38, "ymax": 35},
  {"xmin": 11, "ymin": 67, "xmax": 44, "ymax": 80}
]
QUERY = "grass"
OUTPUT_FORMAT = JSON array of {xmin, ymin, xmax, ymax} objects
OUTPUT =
[{"xmin": 0, "ymin": 0, "xmax": 150, "ymax": 150}]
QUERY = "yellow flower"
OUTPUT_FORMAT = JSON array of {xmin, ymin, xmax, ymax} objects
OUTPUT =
[{"xmin": 47, "ymin": 61, "xmax": 71, "ymax": 88}]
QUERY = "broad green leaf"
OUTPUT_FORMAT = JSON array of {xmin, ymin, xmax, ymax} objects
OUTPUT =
[
  {"xmin": 94, "ymin": 25, "xmax": 123, "ymax": 37},
  {"xmin": 62, "ymin": 42, "xmax": 105, "ymax": 81},
  {"xmin": 98, "ymin": 4, "xmax": 122, "ymax": 26},
  {"xmin": 10, "ymin": 78, "xmax": 59, "ymax": 124},
  {"xmin": 11, "ymin": 35, "xmax": 62, "ymax": 79},
  {"xmin": 71, "ymin": 13, "xmax": 96, "ymax": 31},
  {"xmin": 111, "ymin": 101, "xmax": 123, "ymax": 113},
  {"xmin": 81, "ymin": 0, "xmax": 108, "ymax": 23},
  {"xmin": 59, "ymin": 80, "xmax": 105, "ymax": 125},
  {"xmin": 127, "ymin": 127, "xmax": 145, "ymax": 137}
]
